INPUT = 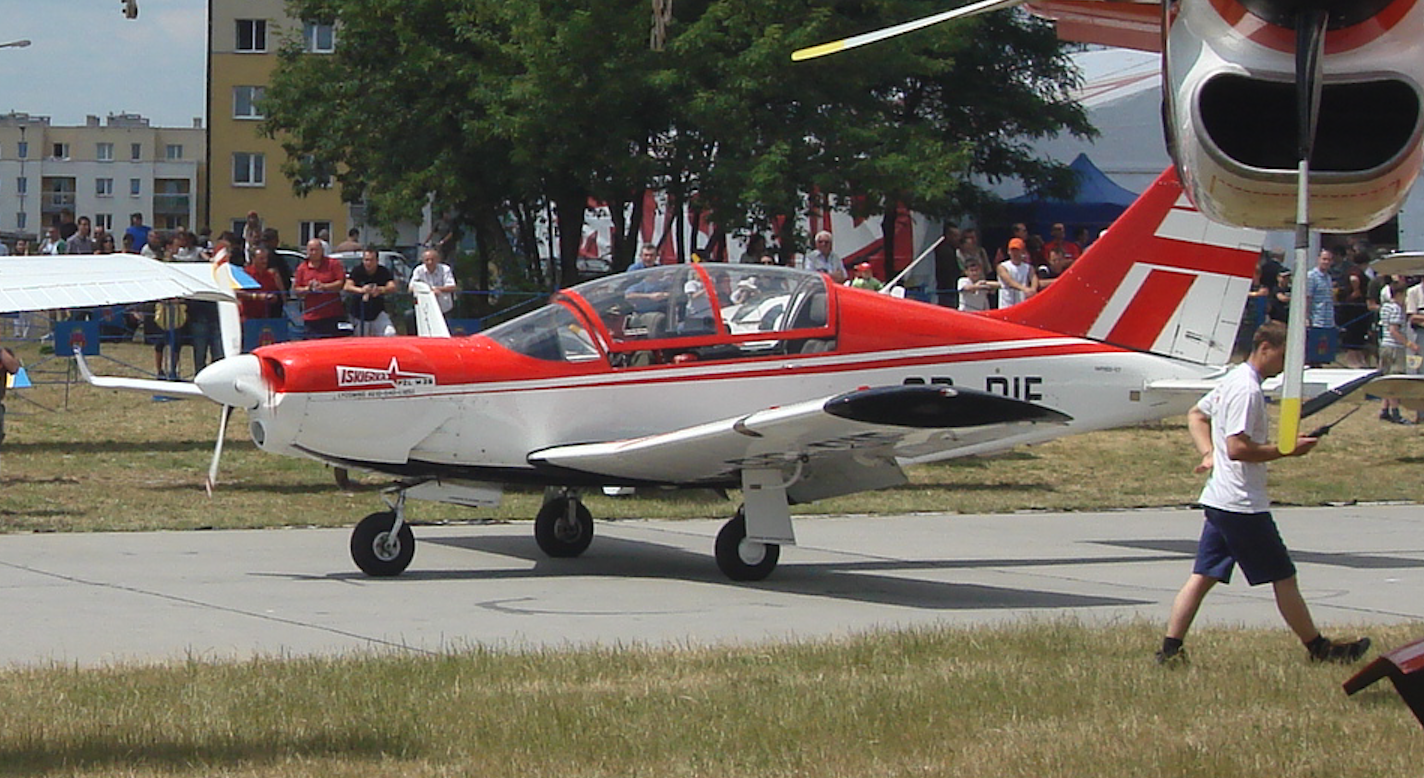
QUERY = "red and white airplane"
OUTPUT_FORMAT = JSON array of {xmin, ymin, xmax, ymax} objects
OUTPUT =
[{"xmin": 175, "ymin": 169, "xmax": 1354, "ymax": 582}]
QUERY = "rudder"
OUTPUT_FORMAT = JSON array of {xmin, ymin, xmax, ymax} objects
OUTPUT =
[{"xmin": 986, "ymin": 168, "xmax": 1264, "ymax": 364}]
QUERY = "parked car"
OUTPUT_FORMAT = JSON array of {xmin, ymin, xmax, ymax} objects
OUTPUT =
[{"xmin": 330, "ymin": 250, "xmax": 415, "ymax": 289}]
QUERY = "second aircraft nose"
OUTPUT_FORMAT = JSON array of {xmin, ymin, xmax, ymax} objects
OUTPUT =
[{"xmin": 195, "ymin": 354, "xmax": 266, "ymax": 409}]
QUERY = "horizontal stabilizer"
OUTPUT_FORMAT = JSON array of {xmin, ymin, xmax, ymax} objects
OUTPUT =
[
  {"xmin": 1368, "ymin": 374, "xmax": 1424, "ymax": 411},
  {"xmin": 1147, "ymin": 367, "xmax": 1379, "ymax": 416}
]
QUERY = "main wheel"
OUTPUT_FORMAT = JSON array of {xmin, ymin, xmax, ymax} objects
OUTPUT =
[
  {"xmin": 534, "ymin": 497, "xmax": 594, "ymax": 558},
  {"xmin": 714, "ymin": 510, "xmax": 780, "ymax": 581},
  {"xmin": 350, "ymin": 511, "xmax": 415, "ymax": 577}
]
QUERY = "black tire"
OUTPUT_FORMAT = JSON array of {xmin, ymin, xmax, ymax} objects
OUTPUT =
[
  {"xmin": 714, "ymin": 509, "xmax": 780, "ymax": 581},
  {"xmin": 534, "ymin": 497, "xmax": 594, "ymax": 558},
  {"xmin": 350, "ymin": 511, "xmax": 415, "ymax": 577}
]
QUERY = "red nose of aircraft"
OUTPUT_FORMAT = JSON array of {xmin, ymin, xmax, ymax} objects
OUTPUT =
[{"xmin": 195, "ymin": 354, "xmax": 266, "ymax": 409}]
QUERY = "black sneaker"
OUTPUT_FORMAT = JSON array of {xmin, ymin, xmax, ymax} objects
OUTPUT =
[
  {"xmin": 1155, "ymin": 647, "xmax": 1188, "ymax": 667},
  {"xmin": 1309, "ymin": 636, "xmax": 1371, "ymax": 664}
]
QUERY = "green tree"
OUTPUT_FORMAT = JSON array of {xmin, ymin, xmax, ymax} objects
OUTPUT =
[{"xmin": 261, "ymin": 0, "xmax": 1092, "ymax": 289}]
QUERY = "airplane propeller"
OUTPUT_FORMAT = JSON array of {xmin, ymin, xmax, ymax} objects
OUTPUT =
[{"xmin": 1277, "ymin": 9, "xmax": 1330, "ymax": 454}]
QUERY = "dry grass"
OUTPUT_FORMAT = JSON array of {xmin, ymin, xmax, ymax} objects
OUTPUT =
[
  {"xmin": 2, "ymin": 340, "xmax": 1421, "ymax": 533},
  {"xmin": 0, "ymin": 620, "xmax": 1418, "ymax": 777}
]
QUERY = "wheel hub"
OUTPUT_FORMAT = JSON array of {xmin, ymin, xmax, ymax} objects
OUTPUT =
[{"xmin": 373, "ymin": 532, "xmax": 401, "ymax": 561}]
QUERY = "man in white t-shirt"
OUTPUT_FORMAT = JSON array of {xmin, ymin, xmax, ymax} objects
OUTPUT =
[
  {"xmin": 1156, "ymin": 321, "xmax": 1371, "ymax": 665},
  {"xmin": 412, "ymin": 247, "xmax": 458, "ymax": 318}
]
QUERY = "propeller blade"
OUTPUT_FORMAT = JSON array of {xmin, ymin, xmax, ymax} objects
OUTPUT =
[
  {"xmin": 205, "ymin": 405, "xmax": 235, "ymax": 496},
  {"xmin": 792, "ymin": 0, "xmax": 1025, "ymax": 61},
  {"xmin": 1278, "ymin": 11, "xmax": 1330, "ymax": 455}
]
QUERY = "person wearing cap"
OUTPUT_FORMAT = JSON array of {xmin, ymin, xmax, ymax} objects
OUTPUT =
[
  {"xmin": 997, "ymin": 237, "xmax": 1038, "ymax": 307},
  {"xmin": 848, "ymin": 262, "xmax": 883, "ymax": 291},
  {"xmin": 802, "ymin": 231, "xmax": 847, "ymax": 284}
]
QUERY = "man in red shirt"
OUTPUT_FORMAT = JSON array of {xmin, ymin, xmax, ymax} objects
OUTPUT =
[
  {"xmin": 293, "ymin": 238, "xmax": 348, "ymax": 337},
  {"xmin": 1042, "ymin": 222, "xmax": 1081, "ymax": 265}
]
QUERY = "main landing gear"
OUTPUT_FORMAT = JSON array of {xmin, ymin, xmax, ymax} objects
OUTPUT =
[
  {"xmin": 347, "ymin": 475, "xmax": 797, "ymax": 582},
  {"xmin": 534, "ymin": 488, "xmax": 594, "ymax": 558},
  {"xmin": 714, "ymin": 507, "xmax": 781, "ymax": 581}
]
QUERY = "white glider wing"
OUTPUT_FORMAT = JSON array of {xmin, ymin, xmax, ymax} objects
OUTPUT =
[
  {"xmin": 529, "ymin": 385, "xmax": 1071, "ymax": 503},
  {"xmin": 0, "ymin": 253, "xmax": 248, "ymax": 314}
]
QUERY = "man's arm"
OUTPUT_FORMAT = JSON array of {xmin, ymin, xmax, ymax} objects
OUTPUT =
[
  {"xmin": 1224, "ymin": 430, "xmax": 1317, "ymax": 462},
  {"xmin": 0, "ymin": 347, "xmax": 20, "ymax": 376},
  {"xmin": 1186, "ymin": 405, "xmax": 1214, "ymax": 473}
]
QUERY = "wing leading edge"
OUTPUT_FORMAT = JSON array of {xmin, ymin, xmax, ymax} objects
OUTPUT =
[{"xmin": 529, "ymin": 385, "xmax": 1072, "ymax": 503}]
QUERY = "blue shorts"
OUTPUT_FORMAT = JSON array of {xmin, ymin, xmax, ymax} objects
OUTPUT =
[{"xmin": 1192, "ymin": 506, "xmax": 1297, "ymax": 586}]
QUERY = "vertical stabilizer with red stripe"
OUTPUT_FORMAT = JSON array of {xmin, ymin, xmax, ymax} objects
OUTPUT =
[{"xmin": 986, "ymin": 167, "xmax": 1265, "ymax": 365}]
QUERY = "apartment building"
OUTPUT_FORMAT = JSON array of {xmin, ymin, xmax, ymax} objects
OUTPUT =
[
  {"xmin": 208, "ymin": 0, "xmax": 351, "ymax": 249},
  {"xmin": 0, "ymin": 112, "xmax": 204, "ymax": 239}
]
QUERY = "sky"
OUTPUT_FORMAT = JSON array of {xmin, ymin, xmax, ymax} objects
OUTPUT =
[{"xmin": 0, "ymin": 0, "xmax": 207, "ymax": 128}]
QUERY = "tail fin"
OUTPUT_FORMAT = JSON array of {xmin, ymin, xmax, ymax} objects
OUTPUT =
[
  {"xmin": 411, "ymin": 281, "xmax": 451, "ymax": 337},
  {"xmin": 987, "ymin": 168, "xmax": 1265, "ymax": 364}
]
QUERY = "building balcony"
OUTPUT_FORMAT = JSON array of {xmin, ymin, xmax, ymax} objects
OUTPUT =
[{"xmin": 153, "ymin": 194, "xmax": 191, "ymax": 215}]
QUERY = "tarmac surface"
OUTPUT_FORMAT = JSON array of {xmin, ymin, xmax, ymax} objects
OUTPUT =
[{"xmin": 2, "ymin": 504, "xmax": 1421, "ymax": 667}]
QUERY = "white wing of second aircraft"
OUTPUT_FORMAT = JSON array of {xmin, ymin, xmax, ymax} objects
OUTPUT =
[
  {"xmin": 0, "ymin": 253, "xmax": 252, "ymax": 314},
  {"xmin": 529, "ymin": 384, "xmax": 1072, "ymax": 503}
]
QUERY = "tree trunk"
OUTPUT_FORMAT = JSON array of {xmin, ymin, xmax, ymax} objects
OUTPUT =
[{"xmin": 554, "ymin": 189, "xmax": 587, "ymax": 289}]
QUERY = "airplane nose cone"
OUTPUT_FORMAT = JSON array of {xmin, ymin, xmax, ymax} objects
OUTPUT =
[{"xmin": 195, "ymin": 354, "xmax": 266, "ymax": 409}]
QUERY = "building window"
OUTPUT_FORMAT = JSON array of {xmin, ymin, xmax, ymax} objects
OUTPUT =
[
  {"xmin": 51, "ymin": 143, "xmax": 70, "ymax": 160},
  {"xmin": 297, "ymin": 155, "xmax": 334, "ymax": 190},
  {"xmin": 304, "ymin": 21, "xmax": 336, "ymax": 53},
  {"xmin": 130, "ymin": 178, "xmax": 142, "ymax": 196},
  {"xmin": 233, "ymin": 152, "xmax": 266, "ymax": 186},
  {"xmin": 96, "ymin": 178, "xmax": 114, "ymax": 197},
  {"xmin": 236, "ymin": 19, "xmax": 268, "ymax": 52},
  {"xmin": 15, "ymin": 177, "xmax": 26, "ymax": 195},
  {"xmin": 95, "ymin": 214, "xmax": 113, "ymax": 231},
  {"xmin": 165, "ymin": 144, "xmax": 183, "ymax": 160},
  {"xmin": 16, "ymin": 212, "xmax": 25, "ymax": 231},
  {"xmin": 97, "ymin": 142, "xmax": 114, "ymax": 162},
  {"xmin": 130, "ymin": 143, "xmax": 142, "ymax": 161},
  {"xmin": 16, "ymin": 141, "xmax": 27, "ymax": 159},
  {"xmin": 233, "ymin": 86, "xmax": 266, "ymax": 119},
  {"xmin": 300, "ymin": 221, "xmax": 333, "ymax": 246}
]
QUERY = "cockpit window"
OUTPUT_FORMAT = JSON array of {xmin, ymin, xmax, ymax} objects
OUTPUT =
[{"xmin": 484, "ymin": 302, "xmax": 601, "ymax": 363}]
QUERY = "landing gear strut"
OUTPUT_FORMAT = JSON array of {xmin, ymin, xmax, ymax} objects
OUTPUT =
[
  {"xmin": 350, "ymin": 489, "xmax": 414, "ymax": 577},
  {"xmin": 535, "ymin": 489, "xmax": 594, "ymax": 558}
]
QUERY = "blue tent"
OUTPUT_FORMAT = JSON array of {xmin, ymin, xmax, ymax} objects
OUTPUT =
[{"xmin": 1007, "ymin": 153, "xmax": 1140, "ymax": 236}]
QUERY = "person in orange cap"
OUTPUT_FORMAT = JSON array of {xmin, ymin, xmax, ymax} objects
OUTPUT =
[{"xmin": 997, "ymin": 237, "xmax": 1039, "ymax": 307}]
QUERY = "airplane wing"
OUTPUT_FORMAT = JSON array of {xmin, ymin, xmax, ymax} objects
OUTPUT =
[
  {"xmin": 0, "ymin": 254, "xmax": 252, "ymax": 314},
  {"xmin": 529, "ymin": 385, "xmax": 1071, "ymax": 503},
  {"xmin": 1022, "ymin": 0, "xmax": 1162, "ymax": 52}
]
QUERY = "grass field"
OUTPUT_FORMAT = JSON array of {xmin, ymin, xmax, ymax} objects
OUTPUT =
[
  {"xmin": 2, "ymin": 339, "xmax": 1423, "ymax": 776},
  {"xmin": 0, "ymin": 621, "xmax": 1420, "ymax": 777}
]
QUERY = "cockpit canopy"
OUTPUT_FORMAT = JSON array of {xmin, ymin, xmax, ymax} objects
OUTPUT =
[{"xmin": 485, "ymin": 264, "xmax": 835, "ymax": 364}]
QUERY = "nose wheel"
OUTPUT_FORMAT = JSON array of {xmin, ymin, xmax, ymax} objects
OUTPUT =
[{"xmin": 350, "ymin": 510, "xmax": 414, "ymax": 577}]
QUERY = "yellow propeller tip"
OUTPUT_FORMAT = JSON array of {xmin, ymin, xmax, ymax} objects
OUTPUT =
[{"xmin": 791, "ymin": 40, "xmax": 846, "ymax": 61}]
